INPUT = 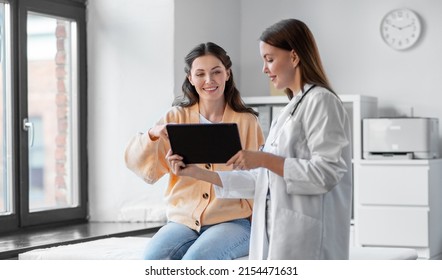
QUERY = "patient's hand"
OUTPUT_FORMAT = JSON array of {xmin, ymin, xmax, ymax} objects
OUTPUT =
[
  {"xmin": 148, "ymin": 124, "xmax": 169, "ymax": 141},
  {"xmin": 166, "ymin": 149, "xmax": 199, "ymax": 177},
  {"xmin": 166, "ymin": 150, "xmax": 223, "ymax": 186}
]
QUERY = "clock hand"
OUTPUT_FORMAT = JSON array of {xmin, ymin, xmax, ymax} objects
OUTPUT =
[
  {"xmin": 401, "ymin": 23, "xmax": 414, "ymax": 29},
  {"xmin": 387, "ymin": 22, "xmax": 401, "ymax": 30}
]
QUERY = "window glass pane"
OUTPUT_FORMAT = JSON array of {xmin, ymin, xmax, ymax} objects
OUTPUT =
[
  {"xmin": 0, "ymin": 3, "xmax": 12, "ymax": 216},
  {"xmin": 27, "ymin": 12, "xmax": 79, "ymax": 212}
]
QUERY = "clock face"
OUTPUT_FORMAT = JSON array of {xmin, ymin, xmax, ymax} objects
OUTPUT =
[{"xmin": 380, "ymin": 9, "xmax": 422, "ymax": 50}]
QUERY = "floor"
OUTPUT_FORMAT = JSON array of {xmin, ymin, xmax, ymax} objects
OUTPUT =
[{"xmin": 0, "ymin": 221, "xmax": 163, "ymax": 259}]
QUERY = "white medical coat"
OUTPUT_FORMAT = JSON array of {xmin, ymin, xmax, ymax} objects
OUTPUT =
[{"xmin": 215, "ymin": 84, "xmax": 352, "ymax": 259}]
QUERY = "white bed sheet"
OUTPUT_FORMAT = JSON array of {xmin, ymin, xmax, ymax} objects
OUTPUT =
[{"xmin": 18, "ymin": 237, "xmax": 418, "ymax": 260}]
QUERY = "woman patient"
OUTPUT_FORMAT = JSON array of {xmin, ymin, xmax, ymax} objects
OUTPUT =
[{"xmin": 125, "ymin": 42, "xmax": 264, "ymax": 260}]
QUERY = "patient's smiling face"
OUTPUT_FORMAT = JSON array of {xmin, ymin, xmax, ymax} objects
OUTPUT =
[{"xmin": 188, "ymin": 54, "xmax": 230, "ymax": 103}]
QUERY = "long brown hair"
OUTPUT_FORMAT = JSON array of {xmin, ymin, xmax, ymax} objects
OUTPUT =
[
  {"xmin": 260, "ymin": 19, "xmax": 336, "ymax": 100},
  {"xmin": 173, "ymin": 42, "xmax": 257, "ymax": 116}
]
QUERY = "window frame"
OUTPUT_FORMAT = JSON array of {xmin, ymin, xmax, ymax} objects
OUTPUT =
[{"xmin": 0, "ymin": 0, "xmax": 87, "ymax": 233}]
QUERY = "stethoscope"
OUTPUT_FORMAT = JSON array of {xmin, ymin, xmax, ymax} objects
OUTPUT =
[
  {"xmin": 289, "ymin": 84, "xmax": 316, "ymax": 116},
  {"xmin": 269, "ymin": 84, "xmax": 316, "ymax": 146}
]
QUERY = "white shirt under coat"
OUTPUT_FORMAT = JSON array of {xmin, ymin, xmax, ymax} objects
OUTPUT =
[{"xmin": 214, "ymin": 84, "xmax": 352, "ymax": 260}]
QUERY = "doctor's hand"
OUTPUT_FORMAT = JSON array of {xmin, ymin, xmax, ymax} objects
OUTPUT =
[
  {"xmin": 228, "ymin": 150, "xmax": 285, "ymax": 176},
  {"xmin": 227, "ymin": 150, "xmax": 265, "ymax": 170}
]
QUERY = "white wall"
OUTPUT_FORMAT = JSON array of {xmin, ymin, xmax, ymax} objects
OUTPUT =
[{"xmin": 87, "ymin": 0, "xmax": 174, "ymax": 221}]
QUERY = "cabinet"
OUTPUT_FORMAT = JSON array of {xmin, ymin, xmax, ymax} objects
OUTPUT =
[
  {"xmin": 243, "ymin": 94, "xmax": 378, "ymax": 221},
  {"xmin": 354, "ymin": 159, "xmax": 442, "ymax": 259}
]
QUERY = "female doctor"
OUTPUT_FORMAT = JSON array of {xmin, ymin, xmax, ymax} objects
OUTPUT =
[{"xmin": 168, "ymin": 19, "xmax": 352, "ymax": 260}]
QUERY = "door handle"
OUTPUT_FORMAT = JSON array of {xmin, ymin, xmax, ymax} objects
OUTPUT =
[{"xmin": 23, "ymin": 118, "xmax": 34, "ymax": 147}]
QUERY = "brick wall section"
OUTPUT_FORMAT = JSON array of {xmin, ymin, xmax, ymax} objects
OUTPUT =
[{"xmin": 55, "ymin": 21, "xmax": 68, "ymax": 204}]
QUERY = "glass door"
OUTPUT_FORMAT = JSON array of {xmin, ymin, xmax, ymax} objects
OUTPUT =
[
  {"xmin": 25, "ymin": 12, "xmax": 79, "ymax": 212},
  {"xmin": 18, "ymin": 0, "xmax": 87, "ymax": 227}
]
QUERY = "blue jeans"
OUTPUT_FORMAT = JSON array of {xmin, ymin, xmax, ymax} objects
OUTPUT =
[{"xmin": 143, "ymin": 218, "xmax": 251, "ymax": 260}]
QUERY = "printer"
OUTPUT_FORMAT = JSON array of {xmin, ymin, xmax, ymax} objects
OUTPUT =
[{"xmin": 363, "ymin": 118, "xmax": 440, "ymax": 159}]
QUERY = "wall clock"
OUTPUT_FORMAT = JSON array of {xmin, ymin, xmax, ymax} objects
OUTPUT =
[{"xmin": 380, "ymin": 8, "xmax": 422, "ymax": 50}]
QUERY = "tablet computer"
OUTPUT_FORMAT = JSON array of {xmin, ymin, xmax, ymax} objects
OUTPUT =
[{"xmin": 166, "ymin": 123, "xmax": 242, "ymax": 164}]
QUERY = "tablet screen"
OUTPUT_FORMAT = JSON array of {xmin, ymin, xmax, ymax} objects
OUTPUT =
[{"xmin": 166, "ymin": 123, "xmax": 242, "ymax": 164}]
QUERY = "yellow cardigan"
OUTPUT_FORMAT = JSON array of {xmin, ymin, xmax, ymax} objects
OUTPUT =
[{"xmin": 125, "ymin": 103, "xmax": 265, "ymax": 231}]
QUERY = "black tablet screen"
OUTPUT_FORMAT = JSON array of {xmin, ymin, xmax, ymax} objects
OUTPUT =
[{"xmin": 166, "ymin": 123, "xmax": 242, "ymax": 164}]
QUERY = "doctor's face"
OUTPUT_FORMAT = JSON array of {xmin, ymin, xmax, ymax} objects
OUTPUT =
[
  {"xmin": 188, "ymin": 54, "xmax": 230, "ymax": 103},
  {"xmin": 260, "ymin": 41, "xmax": 297, "ymax": 91}
]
